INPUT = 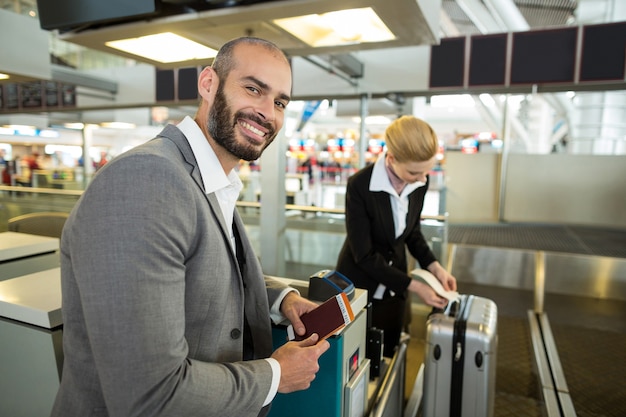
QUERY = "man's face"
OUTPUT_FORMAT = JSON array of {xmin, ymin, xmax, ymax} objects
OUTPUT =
[{"xmin": 207, "ymin": 44, "xmax": 292, "ymax": 161}]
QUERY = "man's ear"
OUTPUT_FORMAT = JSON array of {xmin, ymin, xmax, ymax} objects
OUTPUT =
[{"xmin": 198, "ymin": 66, "xmax": 217, "ymax": 101}]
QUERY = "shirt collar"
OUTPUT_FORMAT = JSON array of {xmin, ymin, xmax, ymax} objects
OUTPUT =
[
  {"xmin": 177, "ymin": 116, "xmax": 242, "ymax": 195},
  {"xmin": 369, "ymin": 151, "xmax": 425, "ymax": 196},
  {"xmin": 370, "ymin": 152, "xmax": 394, "ymax": 193}
]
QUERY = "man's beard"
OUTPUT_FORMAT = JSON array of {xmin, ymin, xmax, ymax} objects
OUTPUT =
[{"xmin": 207, "ymin": 83, "xmax": 277, "ymax": 161}]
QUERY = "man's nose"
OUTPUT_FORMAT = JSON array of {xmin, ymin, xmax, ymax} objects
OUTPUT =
[{"xmin": 256, "ymin": 97, "xmax": 276, "ymax": 122}]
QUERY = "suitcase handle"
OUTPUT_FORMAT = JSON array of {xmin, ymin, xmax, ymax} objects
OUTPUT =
[{"xmin": 448, "ymin": 300, "xmax": 460, "ymax": 317}]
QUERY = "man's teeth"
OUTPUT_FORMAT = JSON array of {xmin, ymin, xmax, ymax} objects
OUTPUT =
[{"xmin": 241, "ymin": 121, "xmax": 265, "ymax": 137}]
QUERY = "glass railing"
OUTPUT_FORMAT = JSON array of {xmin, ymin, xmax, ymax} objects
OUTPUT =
[
  {"xmin": 238, "ymin": 201, "xmax": 448, "ymax": 279},
  {"xmin": 0, "ymin": 186, "xmax": 448, "ymax": 280},
  {"xmin": 0, "ymin": 186, "xmax": 82, "ymax": 232}
]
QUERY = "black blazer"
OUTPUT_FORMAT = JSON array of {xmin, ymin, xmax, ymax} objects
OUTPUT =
[{"xmin": 336, "ymin": 163, "xmax": 437, "ymax": 300}]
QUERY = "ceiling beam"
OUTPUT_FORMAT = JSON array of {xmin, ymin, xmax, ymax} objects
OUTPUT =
[
  {"xmin": 456, "ymin": 0, "xmax": 505, "ymax": 33},
  {"xmin": 51, "ymin": 65, "xmax": 119, "ymax": 94}
]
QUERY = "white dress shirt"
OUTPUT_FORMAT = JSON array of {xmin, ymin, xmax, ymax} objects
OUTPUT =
[{"xmin": 177, "ymin": 116, "xmax": 286, "ymax": 406}]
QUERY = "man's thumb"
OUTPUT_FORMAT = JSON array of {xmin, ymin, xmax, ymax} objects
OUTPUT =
[{"xmin": 298, "ymin": 333, "xmax": 320, "ymax": 346}]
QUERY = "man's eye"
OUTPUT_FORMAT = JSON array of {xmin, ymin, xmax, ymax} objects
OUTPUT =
[
  {"xmin": 275, "ymin": 101, "xmax": 287, "ymax": 109},
  {"xmin": 247, "ymin": 86, "xmax": 260, "ymax": 94}
]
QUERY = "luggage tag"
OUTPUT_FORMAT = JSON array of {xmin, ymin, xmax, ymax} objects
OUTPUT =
[{"xmin": 410, "ymin": 268, "xmax": 460, "ymax": 303}]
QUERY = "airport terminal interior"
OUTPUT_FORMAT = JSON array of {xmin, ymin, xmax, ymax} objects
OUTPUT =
[{"xmin": 1, "ymin": 0, "xmax": 625, "ymax": 416}]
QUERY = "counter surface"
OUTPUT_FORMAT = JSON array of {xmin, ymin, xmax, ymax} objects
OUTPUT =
[
  {"xmin": 0, "ymin": 232, "xmax": 59, "ymax": 261},
  {"xmin": 269, "ymin": 275, "xmax": 368, "ymax": 332},
  {"xmin": 0, "ymin": 271, "xmax": 364, "ymax": 332},
  {"xmin": 0, "ymin": 267, "xmax": 61, "ymax": 328}
]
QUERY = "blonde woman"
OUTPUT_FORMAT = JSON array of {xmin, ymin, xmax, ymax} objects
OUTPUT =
[{"xmin": 336, "ymin": 115, "xmax": 457, "ymax": 357}]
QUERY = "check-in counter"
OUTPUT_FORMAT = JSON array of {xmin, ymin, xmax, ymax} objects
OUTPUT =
[
  {"xmin": 0, "ymin": 267, "xmax": 62, "ymax": 417},
  {"xmin": 268, "ymin": 277, "xmax": 371, "ymax": 417},
  {"xmin": 0, "ymin": 270, "xmax": 403, "ymax": 417},
  {"xmin": 0, "ymin": 232, "xmax": 60, "ymax": 282}
]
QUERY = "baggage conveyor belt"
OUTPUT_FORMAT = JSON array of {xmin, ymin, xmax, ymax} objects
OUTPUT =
[
  {"xmin": 549, "ymin": 318, "xmax": 626, "ymax": 416},
  {"xmin": 408, "ymin": 287, "xmax": 626, "ymax": 417},
  {"xmin": 405, "ymin": 241, "xmax": 626, "ymax": 417}
]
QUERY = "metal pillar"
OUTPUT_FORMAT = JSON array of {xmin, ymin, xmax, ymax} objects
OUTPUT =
[{"xmin": 260, "ymin": 128, "xmax": 287, "ymax": 276}]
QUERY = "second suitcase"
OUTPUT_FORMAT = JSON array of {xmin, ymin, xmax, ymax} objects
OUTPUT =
[{"xmin": 422, "ymin": 294, "xmax": 498, "ymax": 417}]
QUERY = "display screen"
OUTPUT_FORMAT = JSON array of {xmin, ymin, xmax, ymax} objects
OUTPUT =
[
  {"xmin": 469, "ymin": 34, "xmax": 507, "ymax": 86},
  {"xmin": 580, "ymin": 22, "xmax": 626, "ymax": 81},
  {"xmin": 177, "ymin": 67, "xmax": 199, "ymax": 101},
  {"xmin": 429, "ymin": 37, "xmax": 465, "ymax": 88},
  {"xmin": 156, "ymin": 69, "xmax": 175, "ymax": 102},
  {"xmin": 36, "ymin": 0, "xmax": 158, "ymax": 31},
  {"xmin": 511, "ymin": 28, "xmax": 577, "ymax": 84}
]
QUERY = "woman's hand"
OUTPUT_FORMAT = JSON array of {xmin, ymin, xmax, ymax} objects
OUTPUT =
[
  {"xmin": 408, "ymin": 279, "xmax": 448, "ymax": 309},
  {"xmin": 427, "ymin": 261, "xmax": 457, "ymax": 291}
]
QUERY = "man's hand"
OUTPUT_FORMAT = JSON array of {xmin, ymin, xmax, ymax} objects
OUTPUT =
[
  {"xmin": 271, "ymin": 334, "xmax": 330, "ymax": 393},
  {"xmin": 279, "ymin": 291, "xmax": 319, "ymax": 337}
]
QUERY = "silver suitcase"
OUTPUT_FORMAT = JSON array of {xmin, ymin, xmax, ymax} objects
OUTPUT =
[{"xmin": 422, "ymin": 295, "xmax": 498, "ymax": 417}]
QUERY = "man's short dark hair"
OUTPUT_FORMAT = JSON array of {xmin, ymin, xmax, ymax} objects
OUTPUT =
[{"xmin": 211, "ymin": 37, "xmax": 288, "ymax": 80}]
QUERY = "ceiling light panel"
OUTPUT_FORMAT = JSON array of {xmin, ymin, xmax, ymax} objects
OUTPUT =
[
  {"xmin": 105, "ymin": 32, "xmax": 217, "ymax": 63},
  {"xmin": 58, "ymin": 0, "xmax": 441, "ymax": 68},
  {"xmin": 273, "ymin": 8, "xmax": 395, "ymax": 47}
]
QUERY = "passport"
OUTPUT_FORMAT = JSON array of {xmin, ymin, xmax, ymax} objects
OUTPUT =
[{"xmin": 287, "ymin": 292, "xmax": 355, "ymax": 342}]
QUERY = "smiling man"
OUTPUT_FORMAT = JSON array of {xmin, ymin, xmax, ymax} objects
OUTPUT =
[{"xmin": 52, "ymin": 37, "xmax": 329, "ymax": 417}]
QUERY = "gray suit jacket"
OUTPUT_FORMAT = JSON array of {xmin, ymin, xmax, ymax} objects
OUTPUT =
[{"xmin": 52, "ymin": 125, "xmax": 288, "ymax": 417}]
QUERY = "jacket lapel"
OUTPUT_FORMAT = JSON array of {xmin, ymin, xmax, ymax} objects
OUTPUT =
[
  {"xmin": 161, "ymin": 124, "xmax": 239, "ymax": 274},
  {"xmin": 372, "ymin": 188, "xmax": 397, "ymax": 245},
  {"xmin": 404, "ymin": 175, "xmax": 429, "ymax": 237}
]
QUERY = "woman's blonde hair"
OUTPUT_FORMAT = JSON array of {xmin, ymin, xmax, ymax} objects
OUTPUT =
[{"xmin": 385, "ymin": 116, "xmax": 438, "ymax": 163}]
